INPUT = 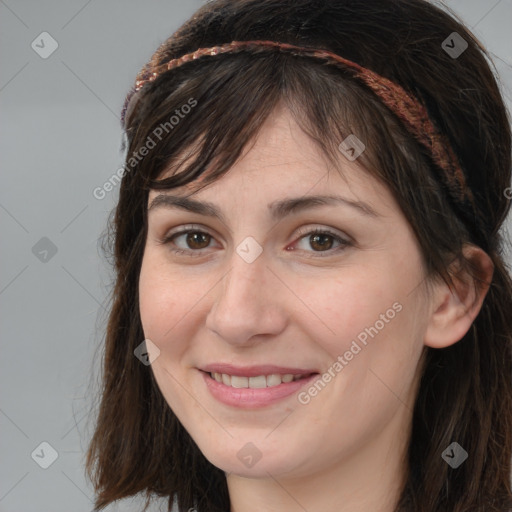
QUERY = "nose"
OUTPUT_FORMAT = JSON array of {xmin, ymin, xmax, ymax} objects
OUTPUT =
[{"xmin": 205, "ymin": 248, "xmax": 288, "ymax": 346}]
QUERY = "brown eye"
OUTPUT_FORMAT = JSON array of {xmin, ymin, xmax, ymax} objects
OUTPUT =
[
  {"xmin": 185, "ymin": 232, "xmax": 211, "ymax": 250},
  {"xmin": 292, "ymin": 227, "xmax": 351, "ymax": 257},
  {"xmin": 309, "ymin": 233, "xmax": 335, "ymax": 251},
  {"xmin": 160, "ymin": 228, "xmax": 216, "ymax": 255}
]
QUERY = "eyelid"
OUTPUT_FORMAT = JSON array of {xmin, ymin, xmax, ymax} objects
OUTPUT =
[
  {"xmin": 161, "ymin": 223, "xmax": 350, "ymax": 241},
  {"xmin": 158, "ymin": 223, "xmax": 220, "ymax": 246},
  {"xmin": 161, "ymin": 222, "xmax": 213, "ymax": 234},
  {"xmin": 293, "ymin": 225, "xmax": 352, "ymax": 244},
  {"xmin": 159, "ymin": 223, "xmax": 352, "ymax": 256},
  {"xmin": 290, "ymin": 226, "xmax": 352, "ymax": 258}
]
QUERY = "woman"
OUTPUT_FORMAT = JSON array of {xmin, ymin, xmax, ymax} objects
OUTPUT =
[{"xmin": 86, "ymin": 0, "xmax": 512, "ymax": 510}]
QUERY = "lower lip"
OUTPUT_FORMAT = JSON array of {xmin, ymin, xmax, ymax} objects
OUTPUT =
[{"xmin": 201, "ymin": 371, "xmax": 319, "ymax": 408}]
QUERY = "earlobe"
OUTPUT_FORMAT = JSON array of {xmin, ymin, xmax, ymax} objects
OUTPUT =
[{"xmin": 424, "ymin": 245, "xmax": 494, "ymax": 349}]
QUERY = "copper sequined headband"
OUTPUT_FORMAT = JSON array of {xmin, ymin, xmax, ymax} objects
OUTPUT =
[{"xmin": 122, "ymin": 39, "xmax": 476, "ymax": 213}]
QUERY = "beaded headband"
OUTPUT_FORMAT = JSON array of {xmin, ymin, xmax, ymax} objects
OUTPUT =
[{"xmin": 122, "ymin": 39, "xmax": 476, "ymax": 215}]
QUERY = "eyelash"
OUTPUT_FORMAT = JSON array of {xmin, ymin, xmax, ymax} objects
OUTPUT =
[{"xmin": 158, "ymin": 225, "xmax": 351, "ymax": 258}]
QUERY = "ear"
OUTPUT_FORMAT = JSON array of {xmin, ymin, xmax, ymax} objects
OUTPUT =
[{"xmin": 424, "ymin": 245, "xmax": 494, "ymax": 349}]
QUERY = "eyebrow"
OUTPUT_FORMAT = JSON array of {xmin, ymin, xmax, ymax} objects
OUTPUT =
[{"xmin": 148, "ymin": 193, "xmax": 379, "ymax": 223}]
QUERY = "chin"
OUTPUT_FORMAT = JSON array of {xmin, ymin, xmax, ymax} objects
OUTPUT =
[
  {"xmin": 211, "ymin": 454, "xmax": 295, "ymax": 479},
  {"xmin": 195, "ymin": 436, "xmax": 305, "ymax": 479}
]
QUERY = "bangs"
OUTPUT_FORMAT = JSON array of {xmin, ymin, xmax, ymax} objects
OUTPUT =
[{"xmin": 123, "ymin": 52, "xmax": 417, "ymax": 201}]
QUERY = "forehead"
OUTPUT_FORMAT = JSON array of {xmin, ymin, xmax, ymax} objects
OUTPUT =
[{"xmin": 147, "ymin": 106, "xmax": 392, "ymax": 213}]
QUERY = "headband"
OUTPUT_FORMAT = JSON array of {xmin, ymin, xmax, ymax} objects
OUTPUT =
[{"xmin": 122, "ymin": 39, "xmax": 478, "ymax": 223}]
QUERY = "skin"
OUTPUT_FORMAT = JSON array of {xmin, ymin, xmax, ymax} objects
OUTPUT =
[{"xmin": 139, "ymin": 105, "xmax": 492, "ymax": 512}]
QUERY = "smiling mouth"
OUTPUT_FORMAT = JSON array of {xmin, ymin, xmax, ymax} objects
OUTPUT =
[{"xmin": 207, "ymin": 372, "xmax": 317, "ymax": 389}]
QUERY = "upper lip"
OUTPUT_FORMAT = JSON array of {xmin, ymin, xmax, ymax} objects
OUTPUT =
[{"xmin": 200, "ymin": 364, "xmax": 319, "ymax": 377}]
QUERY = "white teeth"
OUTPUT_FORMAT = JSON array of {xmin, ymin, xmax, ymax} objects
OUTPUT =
[
  {"xmin": 266, "ymin": 374, "xmax": 282, "ymax": 387},
  {"xmin": 210, "ymin": 372, "xmax": 306, "ymax": 388},
  {"xmin": 230, "ymin": 375, "xmax": 248, "ymax": 388},
  {"xmin": 249, "ymin": 375, "xmax": 267, "ymax": 388}
]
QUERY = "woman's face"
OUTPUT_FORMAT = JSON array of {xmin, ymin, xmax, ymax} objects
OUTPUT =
[{"xmin": 139, "ymin": 105, "xmax": 431, "ymax": 480}]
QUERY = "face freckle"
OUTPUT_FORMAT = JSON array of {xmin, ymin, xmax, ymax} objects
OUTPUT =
[{"xmin": 139, "ymin": 104, "xmax": 431, "ymax": 484}]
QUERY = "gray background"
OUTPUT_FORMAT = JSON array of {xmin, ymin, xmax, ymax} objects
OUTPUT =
[{"xmin": 1, "ymin": 1, "xmax": 511, "ymax": 511}]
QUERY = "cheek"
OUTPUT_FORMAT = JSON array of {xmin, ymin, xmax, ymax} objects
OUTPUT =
[
  {"xmin": 138, "ymin": 255, "xmax": 200, "ymax": 419},
  {"xmin": 296, "ymin": 278, "xmax": 422, "ymax": 444},
  {"xmin": 304, "ymin": 269, "xmax": 402, "ymax": 354},
  {"xmin": 138, "ymin": 254, "xmax": 187, "ymax": 347},
  {"xmin": 138, "ymin": 251, "xmax": 221, "ymax": 370},
  {"xmin": 304, "ymin": 262, "xmax": 424, "ymax": 404}
]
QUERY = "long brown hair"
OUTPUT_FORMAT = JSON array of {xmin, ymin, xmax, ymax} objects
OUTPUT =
[{"xmin": 86, "ymin": 1, "xmax": 512, "ymax": 510}]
